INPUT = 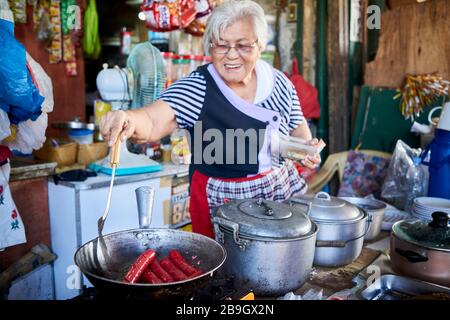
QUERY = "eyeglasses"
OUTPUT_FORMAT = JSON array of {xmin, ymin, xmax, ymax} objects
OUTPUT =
[{"xmin": 210, "ymin": 39, "xmax": 258, "ymax": 55}]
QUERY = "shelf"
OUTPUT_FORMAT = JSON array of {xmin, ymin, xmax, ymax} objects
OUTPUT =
[{"xmin": 170, "ymin": 220, "xmax": 191, "ymax": 229}]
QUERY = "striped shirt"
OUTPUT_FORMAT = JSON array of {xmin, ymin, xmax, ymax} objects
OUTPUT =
[{"xmin": 158, "ymin": 60, "xmax": 305, "ymax": 135}]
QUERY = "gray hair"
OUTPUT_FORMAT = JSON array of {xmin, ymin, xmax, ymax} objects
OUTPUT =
[{"xmin": 203, "ymin": 0, "xmax": 268, "ymax": 55}]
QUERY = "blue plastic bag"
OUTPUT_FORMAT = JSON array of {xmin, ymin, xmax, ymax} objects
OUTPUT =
[{"xmin": 0, "ymin": 18, "xmax": 44, "ymax": 124}]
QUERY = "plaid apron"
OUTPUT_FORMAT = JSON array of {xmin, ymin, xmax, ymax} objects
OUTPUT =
[{"xmin": 189, "ymin": 159, "xmax": 307, "ymax": 237}]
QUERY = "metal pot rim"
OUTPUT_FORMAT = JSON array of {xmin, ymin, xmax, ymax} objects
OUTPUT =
[
  {"xmin": 339, "ymin": 197, "xmax": 387, "ymax": 211},
  {"xmin": 312, "ymin": 209, "xmax": 368, "ymax": 224},
  {"xmin": 74, "ymin": 228, "xmax": 227, "ymax": 287},
  {"xmin": 218, "ymin": 222, "xmax": 318, "ymax": 242}
]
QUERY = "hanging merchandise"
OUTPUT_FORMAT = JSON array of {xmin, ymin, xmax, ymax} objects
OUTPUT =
[
  {"xmin": 62, "ymin": 1, "xmax": 77, "ymax": 75},
  {"xmin": 71, "ymin": 0, "xmax": 84, "ymax": 47},
  {"xmin": 61, "ymin": 1, "xmax": 78, "ymax": 76},
  {"xmin": 0, "ymin": 16, "xmax": 44, "ymax": 124},
  {"xmin": 140, "ymin": 0, "xmax": 196, "ymax": 32},
  {"xmin": 63, "ymin": 35, "xmax": 77, "ymax": 76},
  {"xmin": 394, "ymin": 73, "xmax": 450, "ymax": 121},
  {"xmin": 83, "ymin": 0, "xmax": 101, "ymax": 59},
  {"xmin": 32, "ymin": 1, "xmax": 53, "ymax": 46},
  {"xmin": 61, "ymin": 0, "xmax": 76, "ymax": 35},
  {"xmin": 5, "ymin": 52, "xmax": 54, "ymax": 154},
  {"xmin": 185, "ymin": 0, "xmax": 212, "ymax": 36},
  {"xmin": 7, "ymin": 0, "xmax": 26, "ymax": 23},
  {"xmin": 49, "ymin": 0, "xmax": 62, "ymax": 63}
]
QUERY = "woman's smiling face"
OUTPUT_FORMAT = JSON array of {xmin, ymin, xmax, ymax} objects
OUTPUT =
[{"xmin": 210, "ymin": 17, "xmax": 261, "ymax": 86}]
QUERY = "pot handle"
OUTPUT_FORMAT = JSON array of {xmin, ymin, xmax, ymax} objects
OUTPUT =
[
  {"xmin": 288, "ymin": 198, "xmax": 313, "ymax": 217},
  {"xmin": 212, "ymin": 216, "xmax": 248, "ymax": 249},
  {"xmin": 316, "ymin": 240, "xmax": 346, "ymax": 248},
  {"xmin": 317, "ymin": 213, "xmax": 372, "ymax": 247},
  {"xmin": 395, "ymin": 248, "xmax": 429, "ymax": 263},
  {"xmin": 256, "ymin": 198, "xmax": 274, "ymax": 216},
  {"xmin": 315, "ymin": 192, "xmax": 331, "ymax": 201}
]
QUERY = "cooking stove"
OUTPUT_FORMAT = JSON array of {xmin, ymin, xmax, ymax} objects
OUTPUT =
[{"xmin": 71, "ymin": 276, "xmax": 254, "ymax": 300}]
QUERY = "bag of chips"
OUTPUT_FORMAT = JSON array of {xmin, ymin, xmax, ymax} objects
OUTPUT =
[{"xmin": 141, "ymin": 0, "xmax": 196, "ymax": 32}]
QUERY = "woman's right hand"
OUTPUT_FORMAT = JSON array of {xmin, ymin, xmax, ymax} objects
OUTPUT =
[{"xmin": 99, "ymin": 110, "xmax": 136, "ymax": 146}]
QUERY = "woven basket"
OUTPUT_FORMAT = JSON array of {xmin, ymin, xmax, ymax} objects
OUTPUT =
[
  {"xmin": 77, "ymin": 141, "xmax": 108, "ymax": 165},
  {"xmin": 33, "ymin": 140, "xmax": 78, "ymax": 167}
]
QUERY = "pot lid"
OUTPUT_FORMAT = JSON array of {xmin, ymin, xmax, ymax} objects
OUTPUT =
[
  {"xmin": 290, "ymin": 192, "xmax": 364, "ymax": 222},
  {"xmin": 339, "ymin": 197, "xmax": 386, "ymax": 211},
  {"xmin": 52, "ymin": 120, "xmax": 95, "ymax": 130},
  {"xmin": 393, "ymin": 212, "xmax": 450, "ymax": 251},
  {"xmin": 213, "ymin": 198, "xmax": 313, "ymax": 239}
]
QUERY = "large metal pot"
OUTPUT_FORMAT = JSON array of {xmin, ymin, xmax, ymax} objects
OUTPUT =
[
  {"xmin": 339, "ymin": 197, "xmax": 386, "ymax": 241},
  {"xmin": 74, "ymin": 187, "xmax": 226, "ymax": 299},
  {"xmin": 212, "ymin": 198, "xmax": 317, "ymax": 296},
  {"xmin": 390, "ymin": 211, "xmax": 450, "ymax": 287},
  {"xmin": 290, "ymin": 192, "xmax": 370, "ymax": 267}
]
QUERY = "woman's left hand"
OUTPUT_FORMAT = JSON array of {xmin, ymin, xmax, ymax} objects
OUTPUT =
[{"xmin": 300, "ymin": 138, "xmax": 322, "ymax": 169}]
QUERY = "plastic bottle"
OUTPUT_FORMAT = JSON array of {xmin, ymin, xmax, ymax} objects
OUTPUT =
[{"xmin": 404, "ymin": 156, "xmax": 426, "ymax": 212}]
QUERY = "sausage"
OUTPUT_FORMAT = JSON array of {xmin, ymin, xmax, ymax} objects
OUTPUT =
[
  {"xmin": 168, "ymin": 250, "xmax": 201, "ymax": 276},
  {"xmin": 140, "ymin": 269, "xmax": 162, "ymax": 284},
  {"xmin": 160, "ymin": 258, "xmax": 188, "ymax": 281},
  {"xmin": 123, "ymin": 249, "xmax": 156, "ymax": 283},
  {"xmin": 149, "ymin": 259, "xmax": 174, "ymax": 283},
  {"xmin": 188, "ymin": 270, "xmax": 203, "ymax": 279}
]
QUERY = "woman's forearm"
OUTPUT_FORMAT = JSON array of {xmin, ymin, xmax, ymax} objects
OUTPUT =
[
  {"xmin": 127, "ymin": 100, "xmax": 178, "ymax": 143},
  {"xmin": 126, "ymin": 107, "xmax": 154, "ymax": 143},
  {"xmin": 290, "ymin": 120, "xmax": 312, "ymax": 141}
]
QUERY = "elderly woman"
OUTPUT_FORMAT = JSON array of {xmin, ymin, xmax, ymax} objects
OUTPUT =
[{"xmin": 100, "ymin": 0, "xmax": 321, "ymax": 238}]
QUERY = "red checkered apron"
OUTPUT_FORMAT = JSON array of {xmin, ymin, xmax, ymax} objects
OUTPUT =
[{"xmin": 189, "ymin": 159, "xmax": 307, "ymax": 238}]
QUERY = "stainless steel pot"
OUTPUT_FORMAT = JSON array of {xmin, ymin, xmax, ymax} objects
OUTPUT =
[
  {"xmin": 74, "ymin": 187, "xmax": 227, "ymax": 299},
  {"xmin": 339, "ymin": 197, "xmax": 386, "ymax": 241},
  {"xmin": 390, "ymin": 212, "xmax": 450, "ymax": 287},
  {"xmin": 290, "ymin": 192, "xmax": 370, "ymax": 267},
  {"xmin": 212, "ymin": 198, "xmax": 317, "ymax": 296}
]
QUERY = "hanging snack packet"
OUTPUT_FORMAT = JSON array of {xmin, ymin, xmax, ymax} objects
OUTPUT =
[{"xmin": 49, "ymin": 0, "xmax": 62, "ymax": 63}]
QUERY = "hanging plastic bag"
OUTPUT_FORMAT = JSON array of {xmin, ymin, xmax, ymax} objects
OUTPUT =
[
  {"xmin": 83, "ymin": 0, "xmax": 101, "ymax": 59},
  {"xmin": 7, "ymin": 113, "xmax": 48, "ymax": 154},
  {"xmin": 0, "ymin": 109, "xmax": 11, "ymax": 142},
  {"xmin": 5, "ymin": 53, "xmax": 54, "ymax": 154},
  {"xmin": 0, "ymin": 18, "xmax": 44, "ymax": 124},
  {"xmin": 0, "ymin": 162, "xmax": 27, "ymax": 251},
  {"xmin": 381, "ymin": 140, "xmax": 423, "ymax": 209},
  {"xmin": 26, "ymin": 52, "xmax": 54, "ymax": 113}
]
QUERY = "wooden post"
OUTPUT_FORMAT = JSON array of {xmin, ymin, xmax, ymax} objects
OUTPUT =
[
  {"xmin": 316, "ymin": 0, "xmax": 328, "ymax": 150},
  {"xmin": 295, "ymin": 0, "xmax": 304, "ymax": 74},
  {"xmin": 302, "ymin": 0, "xmax": 317, "ymax": 85},
  {"xmin": 327, "ymin": 0, "xmax": 350, "ymax": 153}
]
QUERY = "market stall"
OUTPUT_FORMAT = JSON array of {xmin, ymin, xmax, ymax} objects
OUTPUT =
[{"xmin": 0, "ymin": 0, "xmax": 449, "ymax": 303}]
